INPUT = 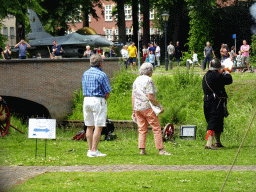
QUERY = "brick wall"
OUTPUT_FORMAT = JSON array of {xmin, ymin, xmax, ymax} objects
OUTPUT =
[{"xmin": 0, "ymin": 58, "xmax": 121, "ymax": 122}]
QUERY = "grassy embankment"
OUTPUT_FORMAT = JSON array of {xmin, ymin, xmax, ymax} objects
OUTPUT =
[
  {"xmin": 1, "ymin": 67, "xmax": 255, "ymax": 166},
  {"xmin": 2, "ymin": 67, "xmax": 255, "ymax": 191},
  {"xmin": 69, "ymin": 67, "xmax": 256, "ymax": 142}
]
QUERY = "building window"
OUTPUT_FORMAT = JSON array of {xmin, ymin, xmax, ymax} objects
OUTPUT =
[
  {"xmin": 150, "ymin": 28, "xmax": 156, "ymax": 35},
  {"xmin": 105, "ymin": 5, "xmax": 112, "ymax": 21},
  {"xmin": 114, "ymin": 29, "xmax": 118, "ymax": 35},
  {"xmin": 114, "ymin": 14, "xmax": 118, "ymax": 22},
  {"xmin": 3, "ymin": 27, "xmax": 8, "ymax": 38},
  {"xmin": 125, "ymin": 5, "xmax": 132, "ymax": 20},
  {"xmin": 150, "ymin": 9, "xmax": 154, "ymax": 20},
  {"xmin": 112, "ymin": 29, "xmax": 118, "ymax": 41},
  {"xmin": 126, "ymin": 28, "xmax": 132, "ymax": 35},
  {"xmin": 89, "ymin": 15, "xmax": 91, "ymax": 22},
  {"xmin": 10, "ymin": 27, "xmax": 14, "ymax": 39},
  {"xmin": 105, "ymin": 29, "xmax": 113, "ymax": 41}
]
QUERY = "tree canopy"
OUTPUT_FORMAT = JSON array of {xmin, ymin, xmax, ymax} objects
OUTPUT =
[
  {"xmin": 38, "ymin": 0, "xmax": 103, "ymax": 36},
  {"xmin": 0, "ymin": 0, "xmax": 255, "ymax": 58}
]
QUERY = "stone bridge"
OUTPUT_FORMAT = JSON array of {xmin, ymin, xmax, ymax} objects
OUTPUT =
[{"xmin": 0, "ymin": 58, "xmax": 121, "ymax": 122}]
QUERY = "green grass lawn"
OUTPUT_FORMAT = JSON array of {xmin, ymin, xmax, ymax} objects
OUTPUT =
[
  {"xmin": 0, "ymin": 119, "xmax": 255, "ymax": 166},
  {"xmin": 1, "ymin": 66, "xmax": 255, "ymax": 192},
  {"xmin": 1, "ymin": 68, "xmax": 255, "ymax": 167},
  {"xmin": 9, "ymin": 171, "xmax": 256, "ymax": 192}
]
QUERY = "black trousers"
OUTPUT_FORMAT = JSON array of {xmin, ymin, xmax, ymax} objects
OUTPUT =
[{"xmin": 204, "ymin": 99, "xmax": 224, "ymax": 133}]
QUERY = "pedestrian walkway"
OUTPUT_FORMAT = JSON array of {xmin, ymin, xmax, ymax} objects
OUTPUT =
[{"xmin": 1, "ymin": 165, "xmax": 256, "ymax": 191}]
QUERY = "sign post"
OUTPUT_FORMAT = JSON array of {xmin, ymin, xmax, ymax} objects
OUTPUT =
[
  {"xmin": 232, "ymin": 34, "xmax": 237, "ymax": 53},
  {"xmin": 29, "ymin": 118, "xmax": 56, "ymax": 159}
]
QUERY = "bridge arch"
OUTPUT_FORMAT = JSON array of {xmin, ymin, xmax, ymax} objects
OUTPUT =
[
  {"xmin": 0, "ymin": 58, "xmax": 120, "ymax": 122},
  {"xmin": 1, "ymin": 96, "xmax": 50, "ymax": 122}
]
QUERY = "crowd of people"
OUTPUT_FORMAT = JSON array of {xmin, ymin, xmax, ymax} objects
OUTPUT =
[
  {"xmin": 119, "ymin": 39, "xmax": 252, "ymax": 73},
  {"xmin": 120, "ymin": 41, "xmax": 183, "ymax": 71},
  {"xmin": 203, "ymin": 40, "xmax": 252, "ymax": 72},
  {"xmin": 0, "ymin": 38, "xmax": 252, "ymax": 73},
  {"xmin": 119, "ymin": 40, "xmax": 188, "ymax": 71},
  {"xmin": 0, "ymin": 39, "xmax": 104, "ymax": 60}
]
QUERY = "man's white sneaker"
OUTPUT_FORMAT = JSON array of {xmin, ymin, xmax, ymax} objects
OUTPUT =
[
  {"xmin": 87, "ymin": 150, "xmax": 96, "ymax": 157},
  {"xmin": 93, "ymin": 150, "xmax": 107, "ymax": 157}
]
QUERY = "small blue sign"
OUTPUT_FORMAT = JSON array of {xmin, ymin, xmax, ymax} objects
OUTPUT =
[
  {"xmin": 34, "ymin": 128, "xmax": 50, "ymax": 133},
  {"xmin": 232, "ymin": 34, "xmax": 236, "ymax": 39}
]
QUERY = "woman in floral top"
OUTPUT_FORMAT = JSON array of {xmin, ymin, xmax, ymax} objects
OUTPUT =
[{"xmin": 132, "ymin": 63, "xmax": 171, "ymax": 155}]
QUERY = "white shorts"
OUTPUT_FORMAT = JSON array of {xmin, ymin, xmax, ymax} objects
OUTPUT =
[{"xmin": 83, "ymin": 97, "xmax": 107, "ymax": 127}]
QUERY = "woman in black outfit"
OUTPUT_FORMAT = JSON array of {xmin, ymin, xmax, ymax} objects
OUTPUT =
[
  {"xmin": 202, "ymin": 58, "xmax": 233, "ymax": 150},
  {"xmin": 2, "ymin": 45, "xmax": 12, "ymax": 60}
]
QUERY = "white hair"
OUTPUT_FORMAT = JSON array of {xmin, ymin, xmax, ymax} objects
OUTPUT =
[
  {"xmin": 139, "ymin": 62, "xmax": 154, "ymax": 75},
  {"xmin": 86, "ymin": 45, "xmax": 90, "ymax": 49},
  {"xmin": 90, "ymin": 54, "xmax": 102, "ymax": 67}
]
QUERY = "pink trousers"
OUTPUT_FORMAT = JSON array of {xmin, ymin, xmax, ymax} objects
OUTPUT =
[{"xmin": 135, "ymin": 108, "xmax": 164, "ymax": 149}]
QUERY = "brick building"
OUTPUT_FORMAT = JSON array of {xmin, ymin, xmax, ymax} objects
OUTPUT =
[
  {"xmin": 0, "ymin": 14, "xmax": 16, "ymax": 47},
  {"xmin": 68, "ymin": 0, "xmax": 158, "ymax": 42}
]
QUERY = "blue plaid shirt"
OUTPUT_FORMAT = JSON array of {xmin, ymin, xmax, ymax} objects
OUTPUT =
[{"xmin": 82, "ymin": 67, "xmax": 111, "ymax": 97}]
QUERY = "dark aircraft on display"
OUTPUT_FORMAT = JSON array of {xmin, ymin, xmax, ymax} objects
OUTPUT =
[{"xmin": 25, "ymin": 9, "xmax": 113, "ymax": 58}]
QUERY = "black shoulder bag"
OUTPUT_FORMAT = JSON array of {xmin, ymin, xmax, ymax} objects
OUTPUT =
[{"xmin": 204, "ymin": 75, "xmax": 229, "ymax": 118}]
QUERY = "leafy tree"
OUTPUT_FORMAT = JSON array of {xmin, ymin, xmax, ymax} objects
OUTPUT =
[
  {"xmin": 153, "ymin": 0, "xmax": 190, "ymax": 46},
  {"xmin": 150, "ymin": 0, "xmax": 189, "ymax": 63},
  {"xmin": 185, "ymin": 0, "xmax": 216, "ymax": 57},
  {"xmin": 0, "ymin": 22, "xmax": 8, "ymax": 53},
  {"xmin": 250, "ymin": 35, "xmax": 256, "ymax": 64},
  {"xmin": 80, "ymin": 0, "xmax": 103, "ymax": 28},
  {"xmin": 0, "ymin": 0, "xmax": 44, "ymax": 41},
  {"xmin": 38, "ymin": 0, "xmax": 80, "ymax": 36},
  {"xmin": 38, "ymin": 0, "xmax": 104, "ymax": 36}
]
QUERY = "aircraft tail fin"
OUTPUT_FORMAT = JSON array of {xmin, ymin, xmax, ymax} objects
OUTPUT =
[{"xmin": 27, "ymin": 9, "xmax": 53, "ymax": 40}]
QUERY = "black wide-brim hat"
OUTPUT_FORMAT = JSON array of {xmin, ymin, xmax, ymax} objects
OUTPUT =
[{"xmin": 209, "ymin": 58, "xmax": 224, "ymax": 71}]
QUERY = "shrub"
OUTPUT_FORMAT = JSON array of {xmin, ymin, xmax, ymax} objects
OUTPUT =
[
  {"xmin": 111, "ymin": 68, "xmax": 137, "ymax": 94},
  {"xmin": 181, "ymin": 51, "xmax": 193, "ymax": 66},
  {"xmin": 249, "ymin": 35, "xmax": 256, "ymax": 67}
]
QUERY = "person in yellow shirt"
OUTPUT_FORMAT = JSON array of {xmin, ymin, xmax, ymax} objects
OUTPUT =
[{"xmin": 127, "ymin": 42, "xmax": 138, "ymax": 71}]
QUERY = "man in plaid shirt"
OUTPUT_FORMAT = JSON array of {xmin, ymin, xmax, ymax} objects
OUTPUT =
[{"xmin": 82, "ymin": 54, "xmax": 111, "ymax": 157}]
